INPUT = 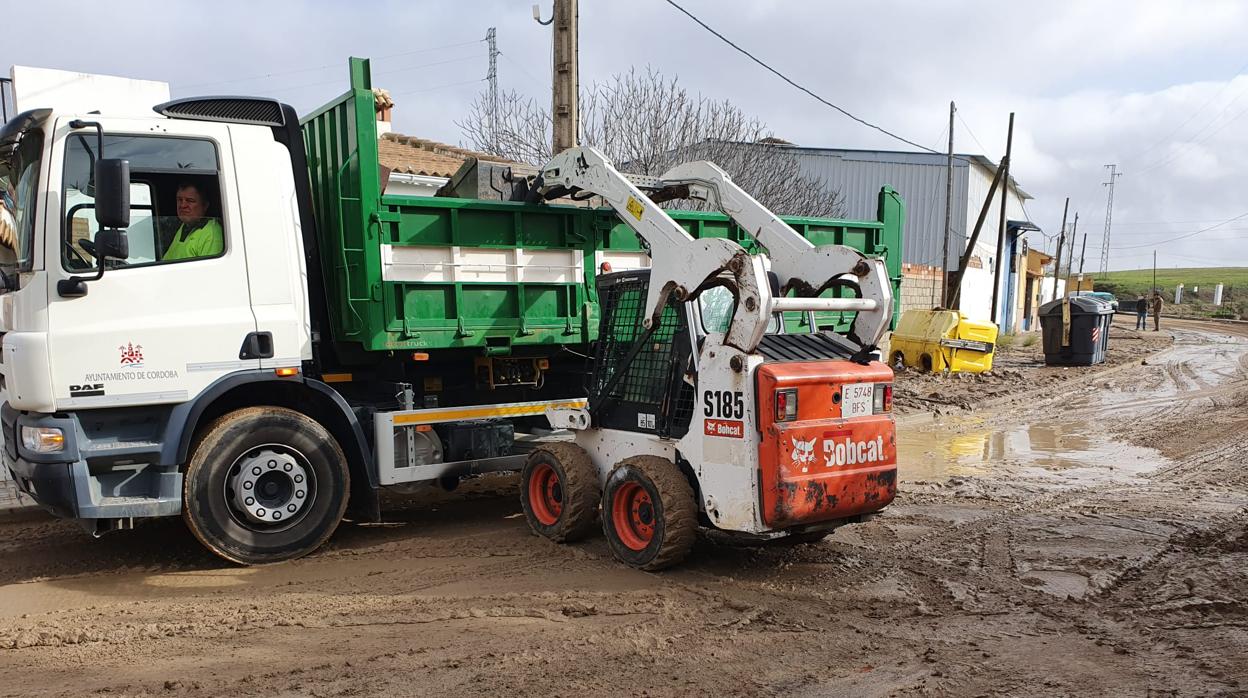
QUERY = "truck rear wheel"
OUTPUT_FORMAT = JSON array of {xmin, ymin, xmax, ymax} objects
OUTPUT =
[
  {"xmin": 520, "ymin": 443, "xmax": 599, "ymax": 542},
  {"xmin": 183, "ymin": 407, "xmax": 350, "ymax": 565},
  {"xmin": 601, "ymin": 456, "xmax": 697, "ymax": 571}
]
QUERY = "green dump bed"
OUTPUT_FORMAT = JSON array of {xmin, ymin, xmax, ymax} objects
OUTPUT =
[{"xmin": 301, "ymin": 58, "xmax": 903, "ymax": 355}]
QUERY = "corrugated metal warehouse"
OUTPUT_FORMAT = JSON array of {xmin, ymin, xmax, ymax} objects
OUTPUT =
[{"xmin": 786, "ymin": 147, "xmax": 1039, "ymax": 327}]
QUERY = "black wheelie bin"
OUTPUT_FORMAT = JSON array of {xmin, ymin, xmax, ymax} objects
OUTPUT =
[{"xmin": 1038, "ymin": 296, "xmax": 1114, "ymax": 366}]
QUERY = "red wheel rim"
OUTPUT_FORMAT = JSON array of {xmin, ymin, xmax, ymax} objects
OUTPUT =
[
  {"xmin": 528, "ymin": 462, "xmax": 563, "ymax": 526},
  {"xmin": 611, "ymin": 481, "xmax": 655, "ymax": 551}
]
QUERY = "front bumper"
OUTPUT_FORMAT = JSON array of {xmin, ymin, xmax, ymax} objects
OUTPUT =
[{"xmin": 2, "ymin": 403, "xmax": 182, "ymax": 520}]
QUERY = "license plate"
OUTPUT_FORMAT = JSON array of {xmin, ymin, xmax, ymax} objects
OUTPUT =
[{"xmin": 842, "ymin": 383, "xmax": 874, "ymax": 418}]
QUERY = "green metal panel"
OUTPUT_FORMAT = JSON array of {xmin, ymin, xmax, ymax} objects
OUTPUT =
[{"xmin": 300, "ymin": 59, "xmax": 904, "ymax": 355}]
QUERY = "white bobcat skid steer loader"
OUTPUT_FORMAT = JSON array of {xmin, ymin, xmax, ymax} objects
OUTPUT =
[{"xmin": 518, "ymin": 147, "xmax": 898, "ymax": 570}]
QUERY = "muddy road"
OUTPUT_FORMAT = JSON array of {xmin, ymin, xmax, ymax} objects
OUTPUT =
[{"xmin": 0, "ymin": 320, "xmax": 1244, "ymax": 697}]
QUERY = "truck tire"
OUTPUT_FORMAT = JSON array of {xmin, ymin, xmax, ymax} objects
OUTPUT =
[
  {"xmin": 183, "ymin": 406, "xmax": 350, "ymax": 565},
  {"xmin": 601, "ymin": 455, "xmax": 697, "ymax": 570},
  {"xmin": 520, "ymin": 443, "xmax": 600, "ymax": 542}
]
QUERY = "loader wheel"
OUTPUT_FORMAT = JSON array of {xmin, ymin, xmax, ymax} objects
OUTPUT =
[
  {"xmin": 520, "ymin": 443, "xmax": 600, "ymax": 542},
  {"xmin": 183, "ymin": 407, "xmax": 350, "ymax": 565},
  {"xmin": 602, "ymin": 456, "xmax": 697, "ymax": 571}
]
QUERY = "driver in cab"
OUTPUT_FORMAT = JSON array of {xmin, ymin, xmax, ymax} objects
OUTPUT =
[{"xmin": 163, "ymin": 183, "xmax": 222, "ymax": 261}]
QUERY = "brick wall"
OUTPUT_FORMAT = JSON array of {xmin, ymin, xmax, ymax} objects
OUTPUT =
[{"xmin": 900, "ymin": 263, "xmax": 945, "ymax": 314}]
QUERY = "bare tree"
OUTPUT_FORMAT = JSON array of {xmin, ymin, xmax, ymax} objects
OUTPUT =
[{"xmin": 458, "ymin": 68, "xmax": 844, "ymax": 218}]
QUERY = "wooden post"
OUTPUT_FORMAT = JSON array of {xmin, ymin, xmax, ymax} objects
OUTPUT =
[
  {"xmin": 990, "ymin": 112, "xmax": 1015, "ymax": 325},
  {"xmin": 946, "ymin": 162, "xmax": 1005, "ymax": 309},
  {"xmin": 1051, "ymin": 197, "xmax": 1068, "ymax": 303},
  {"xmin": 551, "ymin": 0, "xmax": 579, "ymax": 154},
  {"xmin": 940, "ymin": 101, "xmax": 955, "ymax": 308}
]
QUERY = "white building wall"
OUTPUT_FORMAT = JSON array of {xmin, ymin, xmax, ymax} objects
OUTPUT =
[
  {"xmin": 1039, "ymin": 276, "xmax": 1066, "ymax": 303},
  {"xmin": 958, "ymin": 161, "xmax": 1031, "ymax": 324}
]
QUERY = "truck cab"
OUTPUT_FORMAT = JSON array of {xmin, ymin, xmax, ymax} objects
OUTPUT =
[{"xmin": 0, "ymin": 101, "xmax": 317, "ymax": 525}]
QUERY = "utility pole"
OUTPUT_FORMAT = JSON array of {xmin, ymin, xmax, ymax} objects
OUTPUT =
[
  {"xmin": 485, "ymin": 27, "xmax": 499, "ymax": 152},
  {"xmin": 940, "ymin": 100, "xmax": 955, "ymax": 308},
  {"xmin": 550, "ymin": 0, "xmax": 579, "ymax": 154},
  {"xmin": 1098, "ymin": 164, "xmax": 1121, "ymax": 275},
  {"xmin": 990, "ymin": 112, "xmax": 1015, "ymax": 325},
  {"xmin": 1077, "ymin": 230, "xmax": 1088, "ymax": 292},
  {"xmin": 1067, "ymin": 213, "xmax": 1078, "ymax": 277},
  {"xmin": 1153, "ymin": 250, "xmax": 1157, "ymax": 295},
  {"xmin": 1051, "ymin": 197, "xmax": 1068, "ymax": 303}
]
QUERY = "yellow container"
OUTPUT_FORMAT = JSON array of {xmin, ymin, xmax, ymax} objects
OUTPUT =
[{"xmin": 888, "ymin": 309, "xmax": 998, "ymax": 373}]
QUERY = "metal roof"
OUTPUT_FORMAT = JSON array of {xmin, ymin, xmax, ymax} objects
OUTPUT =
[{"xmin": 779, "ymin": 146, "xmax": 1032, "ymax": 200}]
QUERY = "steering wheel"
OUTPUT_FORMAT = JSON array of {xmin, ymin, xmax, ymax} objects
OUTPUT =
[{"xmin": 65, "ymin": 240, "xmax": 94, "ymax": 270}]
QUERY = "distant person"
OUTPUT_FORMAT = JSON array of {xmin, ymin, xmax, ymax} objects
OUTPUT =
[
  {"xmin": 1150, "ymin": 291, "xmax": 1163, "ymax": 331},
  {"xmin": 163, "ymin": 183, "xmax": 223, "ymax": 261},
  {"xmin": 1135, "ymin": 294, "xmax": 1148, "ymax": 330}
]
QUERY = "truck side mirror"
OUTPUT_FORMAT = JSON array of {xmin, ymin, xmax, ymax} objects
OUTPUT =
[
  {"xmin": 94, "ymin": 228, "xmax": 129, "ymax": 261},
  {"xmin": 95, "ymin": 159, "xmax": 131, "ymax": 229}
]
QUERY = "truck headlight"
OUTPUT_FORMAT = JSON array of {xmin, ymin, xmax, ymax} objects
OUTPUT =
[{"xmin": 21, "ymin": 426, "xmax": 65, "ymax": 453}]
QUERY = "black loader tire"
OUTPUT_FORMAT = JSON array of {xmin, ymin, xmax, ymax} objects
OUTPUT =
[
  {"xmin": 519, "ymin": 442, "xmax": 600, "ymax": 542},
  {"xmin": 183, "ymin": 407, "xmax": 349, "ymax": 565},
  {"xmin": 601, "ymin": 455, "xmax": 698, "ymax": 571}
]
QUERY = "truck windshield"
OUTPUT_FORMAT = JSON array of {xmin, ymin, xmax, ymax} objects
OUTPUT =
[{"xmin": 0, "ymin": 127, "xmax": 45, "ymax": 272}]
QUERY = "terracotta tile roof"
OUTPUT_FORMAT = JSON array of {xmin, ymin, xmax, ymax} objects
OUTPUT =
[{"xmin": 378, "ymin": 132, "xmax": 519, "ymax": 178}]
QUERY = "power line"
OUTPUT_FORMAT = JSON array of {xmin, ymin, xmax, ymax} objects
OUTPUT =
[
  {"xmin": 955, "ymin": 111, "xmax": 989, "ymax": 154},
  {"xmin": 663, "ymin": 0, "xmax": 942, "ymax": 155},
  {"xmin": 1134, "ymin": 80, "xmax": 1248, "ymax": 176},
  {"xmin": 499, "ymin": 51, "xmax": 546, "ymax": 89},
  {"xmin": 176, "ymin": 38, "xmax": 485, "ymax": 91},
  {"xmin": 247, "ymin": 54, "xmax": 487, "ymax": 97},
  {"xmin": 1111, "ymin": 210, "xmax": 1248, "ymax": 249},
  {"xmin": 388, "ymin": 78, "xmax": 488, "ymax": 98},
  {"xmin": 1123, "ymin": 55, "xmax": 1248, "ymax": 167}
]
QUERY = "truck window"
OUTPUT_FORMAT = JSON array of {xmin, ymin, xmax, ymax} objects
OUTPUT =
[
  {"xmin": 61, "ymin": 134, "xmax": 224, "ymax": 271},
  {"xmin": 0, "ymin": 127, "xmax": 45, "ymax": 272}
]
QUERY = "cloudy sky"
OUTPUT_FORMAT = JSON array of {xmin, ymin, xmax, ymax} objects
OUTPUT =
[{"xmin": 5, "ymin": 0, "xmax": 1247, "ymax": 271}]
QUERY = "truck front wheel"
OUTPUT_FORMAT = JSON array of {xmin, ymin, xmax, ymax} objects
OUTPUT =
[{"xmin": 183, "ymin": 407, "xmax": 350, "ymax": 565}]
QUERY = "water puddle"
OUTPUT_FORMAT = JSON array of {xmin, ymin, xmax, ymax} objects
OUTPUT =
[{"xmin": 898, "ymin": 415, "xmax": 1169, "ymax": 484}]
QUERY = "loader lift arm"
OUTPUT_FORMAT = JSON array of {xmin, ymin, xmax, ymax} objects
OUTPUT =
[
  {"xmin": 656, "ymin": 160, "xmax": 893, "ymax": 349},
  {"xmin": 538, "ymin": 146, "xmax": 891, "ymax": 352}
]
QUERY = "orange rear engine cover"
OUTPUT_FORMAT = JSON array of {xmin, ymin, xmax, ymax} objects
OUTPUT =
[{"xmin": 756, "ymin": 360, "xmax": 897, "ymax": 529}]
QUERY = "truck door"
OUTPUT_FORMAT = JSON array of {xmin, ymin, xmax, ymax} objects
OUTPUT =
[{"xmin": 45, "ymin": 118, "xmax": 259, "ymax": 410}]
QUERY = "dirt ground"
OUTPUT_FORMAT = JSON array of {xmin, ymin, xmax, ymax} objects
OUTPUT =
[
  {"xmin": 0, "ymin": 316, "xmax": 1244, "ymax": 697},
  {"xmin": 891, "ymin": 316, "xmax": 1174, "ymax": 415}
]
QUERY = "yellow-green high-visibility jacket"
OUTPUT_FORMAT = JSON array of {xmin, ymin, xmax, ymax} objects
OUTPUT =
[{"xmin": 164, "ymin": 219, "xmax": 223, "ymax": 261}]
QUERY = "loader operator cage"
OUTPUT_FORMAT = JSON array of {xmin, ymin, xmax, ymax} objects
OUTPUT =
[{"xmin": 589, "ymin": 270, "xmax": 695, "ymax": 439}]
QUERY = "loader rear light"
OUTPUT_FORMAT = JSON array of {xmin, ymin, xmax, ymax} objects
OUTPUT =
[
  {"xmin": 873, "ymin": 383, "xmax": 892, "ymax": 413},
  {"xmin": 775, "ymin": 388, "xmax": 798, "ymax": 422}
]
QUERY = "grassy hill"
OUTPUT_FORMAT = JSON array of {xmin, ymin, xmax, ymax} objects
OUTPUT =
[{"xmin": 1095, "ymin": 267, "xmax": 1247, "ymax": 318}]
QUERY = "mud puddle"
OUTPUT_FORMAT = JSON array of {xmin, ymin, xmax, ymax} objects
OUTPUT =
[
  {"xmin": 895, "ymin": 330, "xmax": 1247, "ymax": 486},
  {"xmin": 899, "ymin": 415, "xmax": 1169, "ymax": 485}
]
